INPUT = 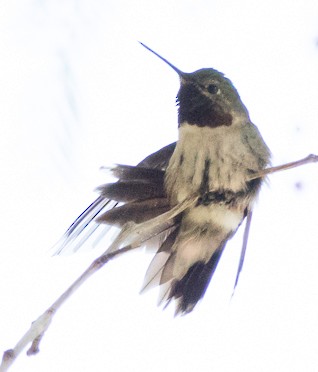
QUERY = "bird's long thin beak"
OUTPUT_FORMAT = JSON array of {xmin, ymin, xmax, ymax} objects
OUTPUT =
[{"xmin": 139, "ymin": 42, "xmax": 185, "ymax": 78}]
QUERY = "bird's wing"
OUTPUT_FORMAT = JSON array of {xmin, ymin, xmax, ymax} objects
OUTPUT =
[{"xmin": 54, "ymin": 142, "xmax": 177, "ymax": 255}]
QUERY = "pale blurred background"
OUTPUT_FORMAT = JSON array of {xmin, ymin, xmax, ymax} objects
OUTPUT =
[{"xmin": 1, "ymin": 1, "xmax": 318, "ymax": 371}]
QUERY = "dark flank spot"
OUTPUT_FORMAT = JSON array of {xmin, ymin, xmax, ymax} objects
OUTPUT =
[
  {"xmin": 245, "ymin": 177, "xmax": 262, "ymax": 193},
  {"xmin": 179, "ymin": 153, "xmax": 184, "ymax": 166},
  {"xmin": 177, "ymin": 83, "xmax": 232, "ymax": 128},
  {"xmin": 197, "ymin": 177, "xmax": 262, "ymax": 207},
  {"xmin": 198, "ymin": 191, "xmax": 227, "ymax": 206},
  {"xmin": 199, "ymin": 159, "xmax": 210, "ymax": 194},
  {"xmin": 243, "ymin": 207, "xmax": 248, "ymax": 218}
]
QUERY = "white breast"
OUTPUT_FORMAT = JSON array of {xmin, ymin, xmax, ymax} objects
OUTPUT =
[{"xmin": 165, "ymin": 122, "xmax": 260, "ymax": 203}]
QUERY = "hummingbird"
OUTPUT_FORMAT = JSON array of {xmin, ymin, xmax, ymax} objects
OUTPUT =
[{"xmin": 57, "ymin": 43, "xmax": 271, "ymax": 315}]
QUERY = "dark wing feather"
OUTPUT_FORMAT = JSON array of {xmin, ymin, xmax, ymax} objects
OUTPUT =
[
  {"xmin": 96, "ymin": 179, "xmax": 165, "ymax": 202},
  {"xmin": 110, "ymin": 165, "xmax": 165, "ymax": 183},
  {"xmin": 54, "ymin": 196, "xmax": 116, "ymax": 255},
  {"xmin": 55, "ymin": 142, "xmax": 176, "ymax": 255},
  {"xmin": 137, "ymin": 142, "xmax": 176, "ymax": 169},
  {"xmin": 97, "ymin": 198, "xmax": 170, "ymax": 226}
]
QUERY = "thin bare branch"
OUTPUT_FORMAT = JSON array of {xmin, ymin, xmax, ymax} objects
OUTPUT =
[
  {"xmin": 1, "ymin": 153, "xmax": 317, "ymax": 371},
  {"xmin": 0, "ymin": 195, "xmax": 197, "ymax": 372},
  {"xmin": 247, "ymin": 154, "xmax": 318, "ymax": 181}
]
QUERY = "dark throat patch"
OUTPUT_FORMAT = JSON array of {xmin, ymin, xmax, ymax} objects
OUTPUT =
[{"xmin": 177, "ymin": 83, "xmax": 232, "ymax": 128}]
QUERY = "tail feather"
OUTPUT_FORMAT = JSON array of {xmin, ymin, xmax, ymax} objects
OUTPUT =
[
  {"xmin": 168, "ymin": 247, "xmax": 224, "ymax": 315},
  {"xmin": 159, "ymin": 253, "xmax": 177, "ymax": 285},
  {"xmin": 141, "ymin": 224, "xmax": 226, "ymax": 315},
  {"xmin": 141, "ymin": 227, "xmax": 179, "ymax": 292}
]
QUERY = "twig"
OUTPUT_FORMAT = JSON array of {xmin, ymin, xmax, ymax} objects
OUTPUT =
[
  {"xmin": 247, "ymin": 154, "xmax": 318, "ymax": 181},
  {"xmin": 0, "ymin": 195, "xmax": 197, "ymax": 372},
  {"xmin": 1, "ymin": 154, "xmax": 317, "ymax": 371}
]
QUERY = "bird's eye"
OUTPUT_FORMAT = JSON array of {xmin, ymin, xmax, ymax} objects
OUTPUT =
[{"xmin": 207, "ymin": 84, "xmax": 218, "ymax": 94}]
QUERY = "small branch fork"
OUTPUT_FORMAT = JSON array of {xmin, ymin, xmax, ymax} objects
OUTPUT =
[{"xmin": 1, "ymin": 154, "xmax": 317, "ymax": 371}]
